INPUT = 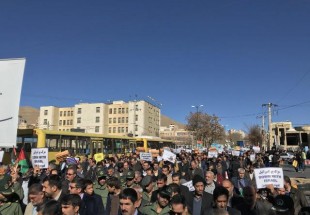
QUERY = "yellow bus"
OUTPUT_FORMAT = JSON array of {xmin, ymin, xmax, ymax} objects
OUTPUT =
[
  {"xmin": 16, "ymin": 129, "xmax": 176, "ymax": 161},
  {"xmin": 135, "ymin": 136, "xmax": 176, "ymax": 157}
]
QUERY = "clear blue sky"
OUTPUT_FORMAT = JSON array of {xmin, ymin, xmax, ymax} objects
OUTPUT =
[{"xmin": 1, "ymin": 0, "xmax": 310, "ymax": 131}]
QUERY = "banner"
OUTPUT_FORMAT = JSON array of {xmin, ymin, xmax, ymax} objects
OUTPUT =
[
  {"xmin": 182, "ymin": 180, "xmax": 195, "ymax": 191},
  {"xmin": 162, "ymin": 150, "xmax": 176, "ymax": 163},
  {"xmin": 208, "ymin": 151, "xmax": 218, "ymax": 158},
  {"xmin": 0, "ymin": 59, "xmax": 25, "ymax": 147},
  {"xmin": 254, "ymin": 167, "xmax": 284, "ymax": 189},
  {"xmin": 140, "ymin": 152, "xmax": 152, "ymax": 162},
  {"xmin": 31, "ymin": 148, "xmax": 48, "ymax": 169}
]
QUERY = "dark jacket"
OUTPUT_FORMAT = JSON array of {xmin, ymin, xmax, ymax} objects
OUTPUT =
[
  {"xmin": 289, "ymin": 187, "xmax": 308, "ymax": 215},
  {"xmin": 188, "ymin": 191, "xmax": 213, "ymax": 215},
  {"xmin": 80, "ymin": 193, "xmax": 104, "ymax": 215},
  {"xmin": 204, "ymin": 207, "xmax": 241, "ymax": 215},
  {"xmin": 231, "ymin": 177, "xmax": 252, "ymax": 196}
]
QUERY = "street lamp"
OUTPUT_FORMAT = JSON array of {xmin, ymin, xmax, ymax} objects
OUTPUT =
[{"xmin": 191, "ymin": 105, "xmax": 203, "ymax": 149}]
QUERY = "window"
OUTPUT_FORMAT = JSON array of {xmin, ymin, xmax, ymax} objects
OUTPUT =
[
  {"xmin": 44, "ymin": 110, "xmax": 48, "ymax": 115},
  {"xmin": 77, "ymin": 117, "xmax": 81, "ymax": 123},
  {"xmin": 96, "ymin": 117, "xmax": 100, "ymax": 123},
  {"xmin": 43, "ymin": 119, "xmax": 48, "ymax": 125},
  {"xmin": 78, "ymin": 108, "xmax": 82, "ymax": 114},
  {"xmin": 118, "ymin": 117, "xmax": 121, "ymax": 123},
  {"xmin": 70, "ymin": 120, "xmax": 73, "ymax": 125},
  {"xmin": 118, "ymin": 108, "xmax": 121, "ymax": 114},
  {"xmin": 113, "ymin": 108, "xmax": 116, "ymax": 114},
  {"xmin": 63, "ymin": 120, "xmax": 66, "ymax": 126},
  {"xmin": 109, "ymin": 127, "xmax": 112, "ymax": 133},
  {"xmin": 126, "ymin": 117, "xmax": 128, "ymax": 123},
  {"xmin": 64, "ymin": 111, "xmax": 66, "ymax": 117},
  {"xmin": 113, "ymin": 118, "xmax": 116, "ymax": 123},
  {"xmin": 96, "ymin": 107, "xmax": 100, "ymax": 113},
  {"xmin": 109, "ymin": 118, "xmax": 112, "ymax": 123},
  {"xmin": 71, "ymin": 111, "xmax": 74, "ymax": 116},
  {"xmin": 122, "ymin": 108, "xmax": 125, "ymax": 113},
  {"xmin": 126, "ymin": 108, "xmax": 128, "ymax": 113},
  {"xmin": 126, "ymin": 127, "xmax": 128, "ymax": 133},
  {"xmin": 95, "ymin": 126, "xmax": 99, "ymax": 133},
  {"xmin": 59, "ymin": 120, "xmax": 62, "ymax": 126},
  {"xmin": 118, "ymin": 127, "xmax": 121, "ymax": 133},
  {"xmin": 67, "ymin": 120, "xmax": 70, "ymax": 125},
  {"xmin": 135, "ymin": 125, "xmax": 138, "ymax": 131},
  {"xmin": 135, "ymin": 105, "xmax": 139, "ymax": 111},
  {"xmin": 121, "ymin": 127, "xmax": 124, "ymax": 133},
  {"xmin": 109, "ymin": 108, "xmax": 112, "ymax": 114},
  {"xmin": 121, "ymin": 117, "xmax": 125, "ymax": 123},
  {"xmin": 60, "ymin": 111, "xmax": 63, "ymax": 117},
  {"xmin": 135, "ymin": 115, "xmax": 138, "ymax": 121},
  {"xmin": 113, "ymin": 127, "xmax": 116, "ymax": 133},
  {"xmin": 68, "ymin": 111, "xmax": 71, "ymax": 116}
]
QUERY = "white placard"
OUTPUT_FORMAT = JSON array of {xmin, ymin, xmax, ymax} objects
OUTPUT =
[
  {"xmin": 232, "ymin": 150, "xmax": 240, "ymax": 156},
  {"xmin": 140, "ymin": 152, "xmax": 153, "ymax": 162},
  {"xmin": 182, "ymin": 180, "xmax": 195, "ymax": 191},
  {"xmin": 253, "ymin": 146, "xmax": 260, "ymax": 153},
  {"xmin": 162, "ymin": 150, "xmax": 176, "ymax": 163},
  {"xmin": 208, "ymin": 151, "xmax": 218, "ymax": 158},
  {"xmin": 254, "ymin": 167, "xmax": 284, "ymax": 189},
  {"xmin": 0, "ymin": 151, "xmax": 4, "ymax": 162},
  {"xmin": 250, "ymin": 154, "xmax": 256, "ymax": 162},
  {"xmin": 0, "ymin": 59, "xmax": 25, "ymax": 147},
  {"xmin": 157, "ymin": 156, "xmax": 163, "ymax": 162},
  {"xmin": 31, "ymin": 148, "xmax": 49, "ymax": 169}
]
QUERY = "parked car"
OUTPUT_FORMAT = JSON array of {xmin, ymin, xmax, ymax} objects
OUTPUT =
[{"xmin": 280, "ymin": 152, "xmax": 295, "ymax": 163}]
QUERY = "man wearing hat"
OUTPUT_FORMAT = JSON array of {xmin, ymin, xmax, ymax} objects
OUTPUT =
[
  {"xmin": 94, "ymin": 168, "xmax": 109, "ymax": 210},
  {"xmin": 0, "ymin": 187, "xmax": 23, "ymax": 215},
  {"xmin": 187, "ymin": 174, "xmax": 213, "ymax": 215},
  {"xmin": 124, "ymin": 170, "xmax": 135, "ymax": 189},
  {"xmin": 141, "ymin": 175, "xmax": 156, "ymax": 203},
  {"xmin": 140, "ymin": 185, "xmax": 172, "ymax": 215}
]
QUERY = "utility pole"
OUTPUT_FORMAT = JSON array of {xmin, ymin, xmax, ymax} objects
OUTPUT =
[
  {"xmin": 256, "ymin": 115, "xmax": 265, "ymax": 149},
  {"xmin": 262, "ymin": 103, "xmax": 278, "ymax": 150}
]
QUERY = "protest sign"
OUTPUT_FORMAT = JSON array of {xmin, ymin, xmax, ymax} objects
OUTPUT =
[
  {"xmin": 182, "ymin": 180, "xmax": 195, "ymax": 191},
  {"xmin": 208, "ymin": 151, "xmax": 218, "ymax": 158},
  {"xmin": 157, "ymin": 156, "xmax": 163, "ymax": 162},
  {"xmin": 253, "ymin": 146, "xmax": 261, "ymax": 153},
  {"xmin": 94, "ymin": 153, "xmax": 104, "ymax": 162},
  {"xmin": 140, "ymin": 152, "xmax": 153, "ymax": 162},
  {"xmin": 31, "ymin": 148, "xmax": 48, "ymax": 169},
  {"xmin": 0, "ymin": 151, "xmax": 3, "ymax": 162},
  {"xmin": 232, "ymin": 150, "xmax": 240, "ymax": 157},
  {"xmin": 250, "ymin": 154, "xmax": 256, "ymax": 162},
  {"xmin": 254, "ymin": 167, "xmax": 284, "ymax": 189},
  {"xmin": 162, "ymin": 150, "xmax": 176, "ymax": 163}
]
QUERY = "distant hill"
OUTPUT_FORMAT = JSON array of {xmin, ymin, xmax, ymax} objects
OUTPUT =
[
  {"xmin": 161, "ymin": 114, "xmax": 185, "ymax": 129},
  {"xmin": 19, "ymin": 106, "xmax": 39, "ymax": 125}
]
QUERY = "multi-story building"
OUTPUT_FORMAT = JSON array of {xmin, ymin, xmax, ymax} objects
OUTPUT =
[{"xmin": 38, "ymin": 100, "xmax": 160, "ymax": 136}]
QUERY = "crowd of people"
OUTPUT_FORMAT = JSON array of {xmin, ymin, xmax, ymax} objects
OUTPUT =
[{"xmin": 0, "ymin": 148, "xmax": 309, "ymax": 215}]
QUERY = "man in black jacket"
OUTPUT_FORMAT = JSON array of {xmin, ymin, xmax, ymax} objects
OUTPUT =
[{"xmin": 187, "ymin": 175, "xmax": 213, "ymax": 215}]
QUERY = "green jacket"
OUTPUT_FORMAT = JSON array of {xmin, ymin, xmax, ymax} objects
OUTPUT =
[
  {"xmin": 93, "ymin": 182, "xmax": 109, "ymax": 208},
  {"xmin": 0, "ymin": 202, "xmax": 23, "ymax": 215},
  {"xmin": 140, "ymin": 202, "xmax": 170, "ymax": 215}
]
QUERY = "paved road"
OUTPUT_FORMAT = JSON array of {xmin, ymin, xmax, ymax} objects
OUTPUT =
[{"xmin": 281, "ymin": 163, "xmax": 310, "ymax": 184}]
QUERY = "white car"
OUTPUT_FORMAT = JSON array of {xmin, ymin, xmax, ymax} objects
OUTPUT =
[{"xmin": 280, "ymin": 152, "xmax": 295, "ymax": 161}]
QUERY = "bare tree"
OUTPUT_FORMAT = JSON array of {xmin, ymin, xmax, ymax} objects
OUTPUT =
[
  {"xmin": 186, "ymin": 112, "xmax": 225, "ymax": 147},
  {"xmin": 246, "ymin": 124, "xmax": 263, "ymax": 147}
]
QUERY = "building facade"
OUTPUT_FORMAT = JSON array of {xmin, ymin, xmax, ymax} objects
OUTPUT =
[{"xmin": 38, "ymin": 100, "xmax": 160, "ymax": 136}]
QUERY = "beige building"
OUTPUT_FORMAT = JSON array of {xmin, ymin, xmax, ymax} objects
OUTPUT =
[
  {"xmin": 38, "ymin": 100, "xmax": 160, "ymax": 136},
  {"xmin": 160, "ymin": 124, "xmax": 192, "ymax": 146},
  {"xmin": 271, "ymin": 121, "xmax": 310, "ymax": 150}
]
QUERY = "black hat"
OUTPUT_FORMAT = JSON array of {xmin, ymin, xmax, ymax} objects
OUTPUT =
[
  {"xmin": 192, "ymin": 174, "xmax": 206, "ymax": 186},
  {"xmin": 158, "ymin": 185, "xmax": 172, "ymax": 199},
  {"xmin": 271, "ymin": 195, "xmax": 294, "ymax": 213},
  {"xmin": 126, "ymin": 170, "xmax": 135, "ymax": 179}
]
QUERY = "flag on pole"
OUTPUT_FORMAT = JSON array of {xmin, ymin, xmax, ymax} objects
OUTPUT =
[{"xmin": 17, "ymin": 148, "xmax": 29, "ymax": 174}]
